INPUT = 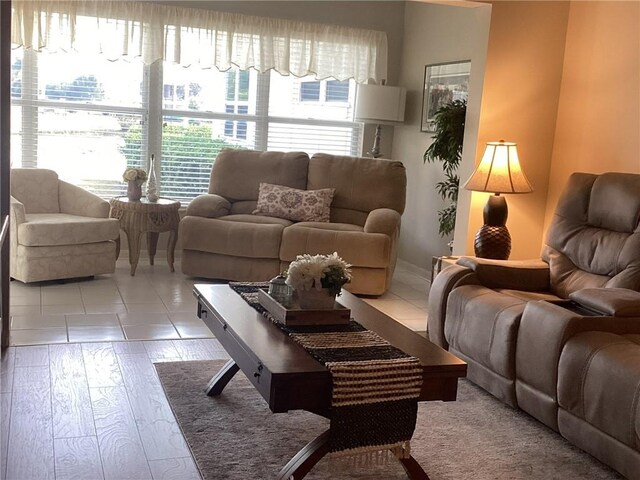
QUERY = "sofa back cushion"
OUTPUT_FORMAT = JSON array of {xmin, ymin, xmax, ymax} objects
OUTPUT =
[
  {"xmin": 543, "ymin": 172, "xmax": 640, "ymax": 297},
  {"xmin": 11, "ymin": 168, "xmax": 60, "ymax": 214},
  {"xmin": 209, "ymin": 149, "xmax": 309, "ymax": 203},
  {"xmin": 307, "ymin": 154, "xmax": 406, "ymax": 226}
]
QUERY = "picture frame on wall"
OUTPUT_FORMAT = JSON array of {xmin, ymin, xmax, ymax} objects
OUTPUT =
[{"xmin": 421, "ymin": 60, "xmax": 471, "ymax": 132}]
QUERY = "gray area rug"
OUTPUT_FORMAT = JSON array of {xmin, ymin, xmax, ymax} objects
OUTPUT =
[{"xmin": 155, "ymin": 360, "xmax": 622, "ymax": 480}]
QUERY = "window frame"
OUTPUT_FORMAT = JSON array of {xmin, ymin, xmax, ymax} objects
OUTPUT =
[{"xmin": 11, "ymin": 51, "xmax": 363, "ymax": 204}]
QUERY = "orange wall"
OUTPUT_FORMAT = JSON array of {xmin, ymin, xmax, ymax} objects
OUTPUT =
[
  {"xmin": 544, "ymin": 1, "xmax": 640, "ymax": 229},
  {"xmin": 455, "ymin": 1, "xmax": 570, "ymax": 259}
]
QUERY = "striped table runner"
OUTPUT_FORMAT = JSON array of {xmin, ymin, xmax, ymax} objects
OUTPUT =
[{"xmin": 229, "ymin": 283, "xmax": 423, "ymax": 464}]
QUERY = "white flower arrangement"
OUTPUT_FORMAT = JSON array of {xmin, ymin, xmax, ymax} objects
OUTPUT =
[
  {"xmin": 123, "ymin": 167, "xmax": 147, "ymax": 184},
  {"xmin": 286, "ymin": 252, "xmax": 352, "ymax": 296}
]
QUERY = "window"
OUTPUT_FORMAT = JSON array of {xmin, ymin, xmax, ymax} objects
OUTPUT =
[
  {"xmin": 300, "ymin": 81, "xmax": 321, "ymax": 102},
  {"xmin": 326, "ymin": 80, "xmax": 350, "ymax": 102},
  {"xmin": 11, "ymin": 50, "xmax": 362, "ymax": 203}
]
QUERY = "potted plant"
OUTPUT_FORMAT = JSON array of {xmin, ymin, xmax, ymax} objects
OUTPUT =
[
  {"xmin": 423, "ymin": 99, "xmax": 467, "ymax": 239},
  {"xmin": 286, "ymin": 252, "xmax": 352, "ymax": 309}
]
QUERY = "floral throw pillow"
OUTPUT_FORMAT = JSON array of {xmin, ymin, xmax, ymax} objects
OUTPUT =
[{"xmin": 253, "ymin": 183, "xmax": 335, "ymax": 222}]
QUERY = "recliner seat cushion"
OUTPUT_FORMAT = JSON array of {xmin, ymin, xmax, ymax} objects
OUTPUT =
[
  {"xmin": 18, "ymin": 214, "xmax": 120, "ymax": 247},
  {"xmin": 445, "ymin": 285, "xmax": 527, "ymax": 380},
  {"xmin": 180, "ymin": 215, "xmax": 289, "ymax": 259}
]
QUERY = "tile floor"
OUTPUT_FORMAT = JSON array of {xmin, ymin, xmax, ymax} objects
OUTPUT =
[{"xmin": 8, "ymin": 258, "xmax": 430, "ymax": 346}]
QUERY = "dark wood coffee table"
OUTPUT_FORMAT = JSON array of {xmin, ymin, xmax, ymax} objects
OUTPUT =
[{"xmin": 194, "ymin": 284, "xmax": 467, "ymax": 480}]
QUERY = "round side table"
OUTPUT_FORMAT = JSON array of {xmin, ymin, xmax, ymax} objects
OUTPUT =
[{"xmin": 109, "ymin": 197, "xmax": 181, "ymax": 276}]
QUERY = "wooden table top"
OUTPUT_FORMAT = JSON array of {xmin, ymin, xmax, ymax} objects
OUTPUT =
[{"xmin": 194, "ymin": 284, "xmax": 466, "ymax": 379}]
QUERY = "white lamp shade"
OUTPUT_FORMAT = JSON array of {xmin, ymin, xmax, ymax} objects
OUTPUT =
[
  {"xmin": 464, "ymin": 141, "xmax": 534, "ymax": 194},
  {"xmin": 355, "ymin": 84, "xmax": 406, "ymax": 124}
]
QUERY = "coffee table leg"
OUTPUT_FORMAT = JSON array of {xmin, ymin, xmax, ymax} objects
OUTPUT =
[
  {"xmin": 277, "ymin": 430, "xmax": 330, "ymax": 480},
  {"xmin": 398, "ymin": 455, "xmax": 431, "ymax": 480},
  {"xmin": 205, "ymin": 359, "xmax": 240, "ymax": 396}
]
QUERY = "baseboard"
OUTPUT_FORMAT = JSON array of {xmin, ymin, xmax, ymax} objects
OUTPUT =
[{"xmin": 396, "ymin": 259, "xmax": 430, "ymax": 281}]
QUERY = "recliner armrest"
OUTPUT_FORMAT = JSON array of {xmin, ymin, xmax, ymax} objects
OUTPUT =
[
  {"xmin": 58, "ymin": 180, "xmax": 110, "ymax": 218},
  {"xmin": 569, "ymin": 288, "xmax": 640, "ymax": 317},
  {"xmin": 185, "ymin": 194, "xmax": 231, "ymax": 218},
  {"xmin": 457, "ymin": 257, "xmax": 550, "ymax": 291},
  {"xmin": 363, "ymin": 208, "xmax": 401, "ymax": 238},
  {"xmin": 427, "ymin": 264, "xmax": 479, "ymax": 349}
]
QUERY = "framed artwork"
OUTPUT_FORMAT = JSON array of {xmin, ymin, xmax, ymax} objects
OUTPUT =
[{"xmin": 421, "ymin": 60, "xmax": 471, "ymax": 132}]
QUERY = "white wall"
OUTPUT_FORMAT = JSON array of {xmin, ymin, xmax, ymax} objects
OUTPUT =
[
  {"xmin": 544, "ymin": 1, "xmax": 640, "ymax": 229},
  {"xmin": 392, "ymin": 1, "xmax": 491, "ymax": 275},
  {"xmin": 458, "ymin": 1, "xmax": 570, "ymax": 261}
]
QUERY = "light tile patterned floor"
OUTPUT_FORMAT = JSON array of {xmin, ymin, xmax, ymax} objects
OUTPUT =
[{"xmin": 9, "ymin": 258, "xmax": 429, "ymax": 346}]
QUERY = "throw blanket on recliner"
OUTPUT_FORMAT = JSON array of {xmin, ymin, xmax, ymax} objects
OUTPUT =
[{"xmin": 229, "ymin": 282, "xmax": 423, "ymax": 463}]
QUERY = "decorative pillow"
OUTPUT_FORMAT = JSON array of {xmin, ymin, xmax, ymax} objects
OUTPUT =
[{"xmin": 253, "ymin": 183, "xmax": 335, "ymax": 222}]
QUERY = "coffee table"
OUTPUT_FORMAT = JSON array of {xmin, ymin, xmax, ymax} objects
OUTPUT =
[{"xmin": 194, "ymin": 284, "xmax": 467, "ymax": 479}]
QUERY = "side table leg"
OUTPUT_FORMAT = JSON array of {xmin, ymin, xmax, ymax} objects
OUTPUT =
[
  {"xmin": 127, "ymin": 230, "xmax": 144, "ymax": 276},
  {"xmin": 147, "ymin": 232, "xmax": 159, "ymax": 266},
  {"xmin": 206, "ymin": 359, "xmax": 240, "ymax": 396},
  {"xmin": 167, "ymin": 229, "xmax": 178, "ymax": 273},
  {"xmin": 277, "ymin": 430, "xmax": 330, "ymax": 480},
  {"xmin": 114, "ymin": 236, "xmax": 121, "ymax": 260}
]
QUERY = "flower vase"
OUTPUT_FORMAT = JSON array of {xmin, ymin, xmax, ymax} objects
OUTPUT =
[
  {"xmin": 127, "ymin": 180, "xmax": 142, "ymax": 201},
  {"xmin": 297, "ymin": 288, "xmax": 336, "ymax": 310},
  {"xmin": 146, "ymin": 154, "xmax": 159, "ymax": 202}
]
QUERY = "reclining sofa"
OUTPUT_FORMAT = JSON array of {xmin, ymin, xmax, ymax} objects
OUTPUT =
[
  {"xmin": 428, "ymin": 172, "xmax": 640, "ymax": 478},
  {"xmin": 180, "ymin": 149, "xmax": 407, "ymax": 295}
]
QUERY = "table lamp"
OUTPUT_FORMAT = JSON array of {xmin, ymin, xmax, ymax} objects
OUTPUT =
[
  {"xmin": 463, "ymin": 140, "xmax": 533, "ymax": 260},
  {"xmin": 355, "ymin": 82, "xmax": 406, "ymax": 158}
]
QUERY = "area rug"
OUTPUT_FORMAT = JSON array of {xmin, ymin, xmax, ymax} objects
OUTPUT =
[{"xmin": 155, "ymin": 360, "xmax": 622, "ymax": 480}]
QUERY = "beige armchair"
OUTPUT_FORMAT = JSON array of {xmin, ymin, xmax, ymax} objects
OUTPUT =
[{"xmin": 10, "ymin": 168, "xmax": 120, "ymax": 283}]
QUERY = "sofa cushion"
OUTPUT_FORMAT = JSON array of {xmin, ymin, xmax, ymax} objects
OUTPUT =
[
  {"xmin": 180, "ymin": 215, "xmax": 286, "ymax": 259},
  {"xmin": 209, "ymin": 149, "xmax": 309, "ymax": 202},
  {"xmin": 280, "ymin": 223, "xmax": 389, "ymax": 268},
  {"xmin": 11, "ymin": 168, "xmax": 60, "ymax": 214},
  {"xmin": 18, "ymin": 214, "xmax": 120, "ymax": 247},
  {"xmin": 308, "ymin": 154, "xmax": 406, "ymax": 225},
  {"xmin": 253, "ymin": 183, "xmax": 335, "ymax": 222},
  {"xmin": 543, "ymin": 172, "xmax": 640, "ymax": 296}
]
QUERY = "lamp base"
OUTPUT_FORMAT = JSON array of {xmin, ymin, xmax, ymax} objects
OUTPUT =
[{"xmin": 474, "ymin": 224, "xmax": 511, "ymax": 260}]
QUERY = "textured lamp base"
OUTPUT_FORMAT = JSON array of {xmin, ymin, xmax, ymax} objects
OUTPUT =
[{"xmin": 474, "ymin": 224, "xmax": 511, "ymax": 260}]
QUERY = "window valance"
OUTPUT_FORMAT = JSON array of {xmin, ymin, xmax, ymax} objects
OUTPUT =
[{"xmin": 11, "ymin": 0, "xmax": 388, "ymax": 83}]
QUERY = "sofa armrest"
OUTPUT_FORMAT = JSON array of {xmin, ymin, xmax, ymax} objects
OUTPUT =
[
  {"xmin": 364, "ymin": 208, "xmax": 401, "ymax": 238},
  {"xmin": 185, "ymin": 194, "xmax": 231, "ymax": 218},
  {"xmin": 58, "ymin": 180, "xmax": 110, "ymax": 218},
  {"xmin": 427, "ymin": 264, "xmax": 479, "ymax": 349},
  {"xmin": 10, "ymin": 196, "xmax": 26, "ymax": 226},
  {"xmin": 457, "ymin": 256, "xmax": 550, "ymax": 291},
  {"xmin": 569, "ymin": 288, "xmax": 640, "ymax": 317},
  {"xmin": 515, "ymin": 299, "xmax": 640, "ymax": 416}
]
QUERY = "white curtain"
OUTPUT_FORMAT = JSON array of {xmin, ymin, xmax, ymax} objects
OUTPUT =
[{"xmin": 11, "ymin": 1, "xmax": 388, "ymax": 83}]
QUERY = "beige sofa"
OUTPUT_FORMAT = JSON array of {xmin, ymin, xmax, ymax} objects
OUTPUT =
[
  {"xmin": 10, "ymin": 168, "xmax": 120, "ymax": 283},
  {"xmin": 180, "ymin": 149, "xmax": 407, "ymax": 295},
  {"xmin": 428, "ymin": 172, "xmax": 640, "ymax": 478}
]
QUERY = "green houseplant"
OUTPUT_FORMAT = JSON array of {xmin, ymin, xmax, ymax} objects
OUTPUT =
[{"xmin": 423, "ymin": 99, "xmax": 467, "ymax": 238}]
